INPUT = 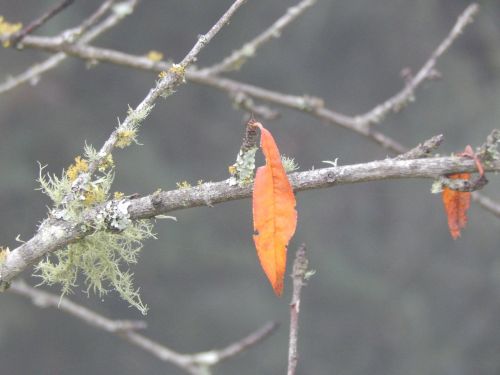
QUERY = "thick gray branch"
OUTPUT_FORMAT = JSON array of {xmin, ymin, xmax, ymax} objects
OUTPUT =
[{"xmin": 1, "ymin": 156, "xmax": 497, "ymax": 285}]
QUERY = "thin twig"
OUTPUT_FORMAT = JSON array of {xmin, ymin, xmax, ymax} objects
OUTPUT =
[
  {"xmin": 8, "ymin": 280, "xmax": 276, "ymax": 375},
  {"xmin": 9, "ymin": 280, "xmax": 147, "ymax": 332},
  {"xmin": 200, "ymin": 0, "xmax": 316, "ymax": 75},
  {"xmin": 394, "ymin": 134, "xmax": 444, "ymax": 160},
  {"xmin": 472, "ymin": 193, "xmax": 500, "ymax": 218},
  {"xmin": 0, "ymin": 0, "xmax": 133, "ymax": 94},
  {"xmin": 288, "ymin": 244, "xmax": 310, "ymax": 375},
  {"xmin": 2, "ymin": 152, "xmax": 499, "ymax": 285},
  {"xmin": 191, "ymin": 74, "xmax": 408, "ymax": 153},
  {"xmin": 191, "ymin": 321, "xmax": 279, "ymax": 365},
  {"xmin": 9, "ymin": 0, "xmax": 76, "ymax": 47},
  {"xmin": 352, "ymin": 3, "xmax": 479, "ymax": 128},
  {"xmin": 68, "ymin": 0, "xmax": 117, "ymax": 36},
  {"xmin": 231, "ymin": 91, "xmax": 281, "ymax": 120}
]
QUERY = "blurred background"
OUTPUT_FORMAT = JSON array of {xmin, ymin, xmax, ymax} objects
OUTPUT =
[{"xmin": 1, "ymin": 1, "xmax": 500, "ymax": 374}]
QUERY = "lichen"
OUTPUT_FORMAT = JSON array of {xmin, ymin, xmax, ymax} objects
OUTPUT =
[
  {"xmin": 0, "ymin": 16, "xmax": 22, "ymax": 47},
  {"xmin": 146, "ymin": 50, "xmax": 163, "ymax": 62},
  {"xmin": 35, "ymin": 219, "xmax": 154, "ymax": 314},
  {"xmin": 67, "ymin": 156, "xmax": 89, "ymax": 181},
  {"xmin": 229, "ymin": 146, "xmax": 258, "ymax": 186},
  {"xmin": 0, "ymin": 246, "xmax": 10, "ymax": 265},
  {"xmin": 116, "ymin": 129, "xmax": 137, "ymax": 149},
  {"xmin": 36, "ymin": 147, "xmax": 156, "ymax": 314},
  {"xmin": 281, "ymin": 155, "xmax": 299, "ymax": 173},
  {"xmin": 176, "ymin": 181, "xmax": 192, "ymax": 189},
  {"xmin": 114, "ymin": 191, "xmax": 125, "ymax": 200}
]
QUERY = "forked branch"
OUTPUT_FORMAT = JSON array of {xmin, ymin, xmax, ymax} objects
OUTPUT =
[{"xmin": 9, "ymin": 280, "xmax": 277, "ymax": 375}]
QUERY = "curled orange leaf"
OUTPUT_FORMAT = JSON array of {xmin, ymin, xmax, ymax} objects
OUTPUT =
[
  {"xmin": 442, "ymin": 173, "xmax": 471, "ymax": 239},
  {"xmin": 252, "ymin": 121, "xmax": 297, "ymax": 296}
]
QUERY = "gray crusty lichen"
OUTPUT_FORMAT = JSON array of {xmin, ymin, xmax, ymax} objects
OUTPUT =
[
  {"xmin": 35, "ymin": 144, "xmax": 154, "ymax": 314},
  {"xmin": 229, "ymin": 119, "xmax": 299, "ymax": 186}
]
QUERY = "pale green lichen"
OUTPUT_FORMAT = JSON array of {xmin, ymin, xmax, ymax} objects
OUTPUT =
[
  {"xmin": 431, "ymin": 178, "xmax": 445, "ymax": 194},
  {"xmin": 35, "ymin": 219, "xmax": 153, "ymax": 314},
  {"xmin": 126, "ymin": 104, "xmax": 154, "ymax": 129},
  {"xmin": 36, "ymin": 146, "xmax": 156, "ymax": 314},
  {"xmin": 281, "ymin": 155, "xmax": 299, "ymax": 173},
  {"xmin": 229, "ymin": 146, "xmax": 258, "ymax": 186},
  {"xmin": 176, "ymin": 180, "xmax": 192, "ymax": 189},
  {"xmin": 38, "ymin": 164, "xmax": 74, "ymax": 207}
]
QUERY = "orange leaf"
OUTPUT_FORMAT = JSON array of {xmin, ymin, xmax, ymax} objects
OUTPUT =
[
  {"xmin": 252, "ymin": 121, "xmax": 297, "ymax": 296},
  {"xmin": 442, "ymin": 173, "xmax": 471, "ymax": 239}
]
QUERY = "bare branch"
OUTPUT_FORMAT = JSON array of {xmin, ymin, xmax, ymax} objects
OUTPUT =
[
  {"xmin": 193, "ymin": 74, "xmax": 408, "ymax": 153},
  {"xmin": 9, "ymin": 280, "xmax": 276, "ymax": 375},
  {"xmin": 472, "ymin": 193, "xmax": 500, "ymax": 218},
  {"xmin": 8, "ymin": 0, "xmax": 76, "ymax": 47},
  {"xmin": 288, "ymin": 244, "xmax": 310, "ymax": 375},
  {"xmin": 1, "ymin": 152, "xmax": 499, "ymax": 286},
  {"xmin": 352, "ymin": 3, "xmax": 479, "ymax": 127},
  {"xmin": 190, "ymin": 321, "xmax": 278, "ymax": 365},
  {"xmin": 394, "ymin": 134, "xmax": 444, "ymax": 160},
  {"xmin": 0, "ymin": 0, "xmax": 134, "ymax": 94},
  {"xmin": 9, "ymin": 280, "xmax": 147, "ymax": 332},
  {"xmin": 231, "ymin": 91, "xmax": 281, "ymax": 120},
  {"xmin": 200, "ymin": 0, "xmax": 316, "ymax": 75}
]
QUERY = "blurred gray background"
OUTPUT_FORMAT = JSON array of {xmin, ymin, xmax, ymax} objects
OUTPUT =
[{"xmin": 1, "ymin": 1, "xmax": 500, "ymax": 374}]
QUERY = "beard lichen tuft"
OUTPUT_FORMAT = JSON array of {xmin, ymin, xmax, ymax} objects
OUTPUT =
[
  {"xmin": 36, "ymin": 150, "xmax": 156, "ymax": 314},
  {"xmin": 35, "ymin": 219, "xmax": 154, "ymax": 315}
]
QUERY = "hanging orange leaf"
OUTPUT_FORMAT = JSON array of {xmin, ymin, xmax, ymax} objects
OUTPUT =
[
  {"xmin": 252, "ymin": 121, "xmax": 297, "ymax": 296},
  {"xmin": 442, "ymin": 173, "xmax": 471, "ymax": 239}
]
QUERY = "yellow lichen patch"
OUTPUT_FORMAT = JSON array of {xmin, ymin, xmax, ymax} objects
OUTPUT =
[
  {"xmin": 158, "ymin": 71, "xmax": 168, "ymax": 79},
  {"xmin": 67, "ymin": 156, "xmax": 89, "ymax": 181},
  {"xmin": 176, "ymin": 181, "xmax": 191, "ymax": 189},
  {"xmin": 146, "ymin": 50, "xmax": 163, "ymax": 62},
  {"xmin": 168, "ymin": 63, "xmax": 185, "ymax": 76},
  {"xmin": 116, "ymin": 129, "xmax": 136, "ymax": 148},
  {"xmin": 98, "ymin": 153, "xmax": 114, "ymax": 172},
  {"xmin": 114, "ymin": 191, "xmax": 124, "ymax": 200},
  {"xmin": 0, "ymin": 246, "xmax": 10, "ymax": 264},
  {"xmin": 83, "ymin": 185, "xmax": 106, "ymax": 206},
  {"xmin": 0, "ymin": 16, "xmax": 22, "ymax": 47}
]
